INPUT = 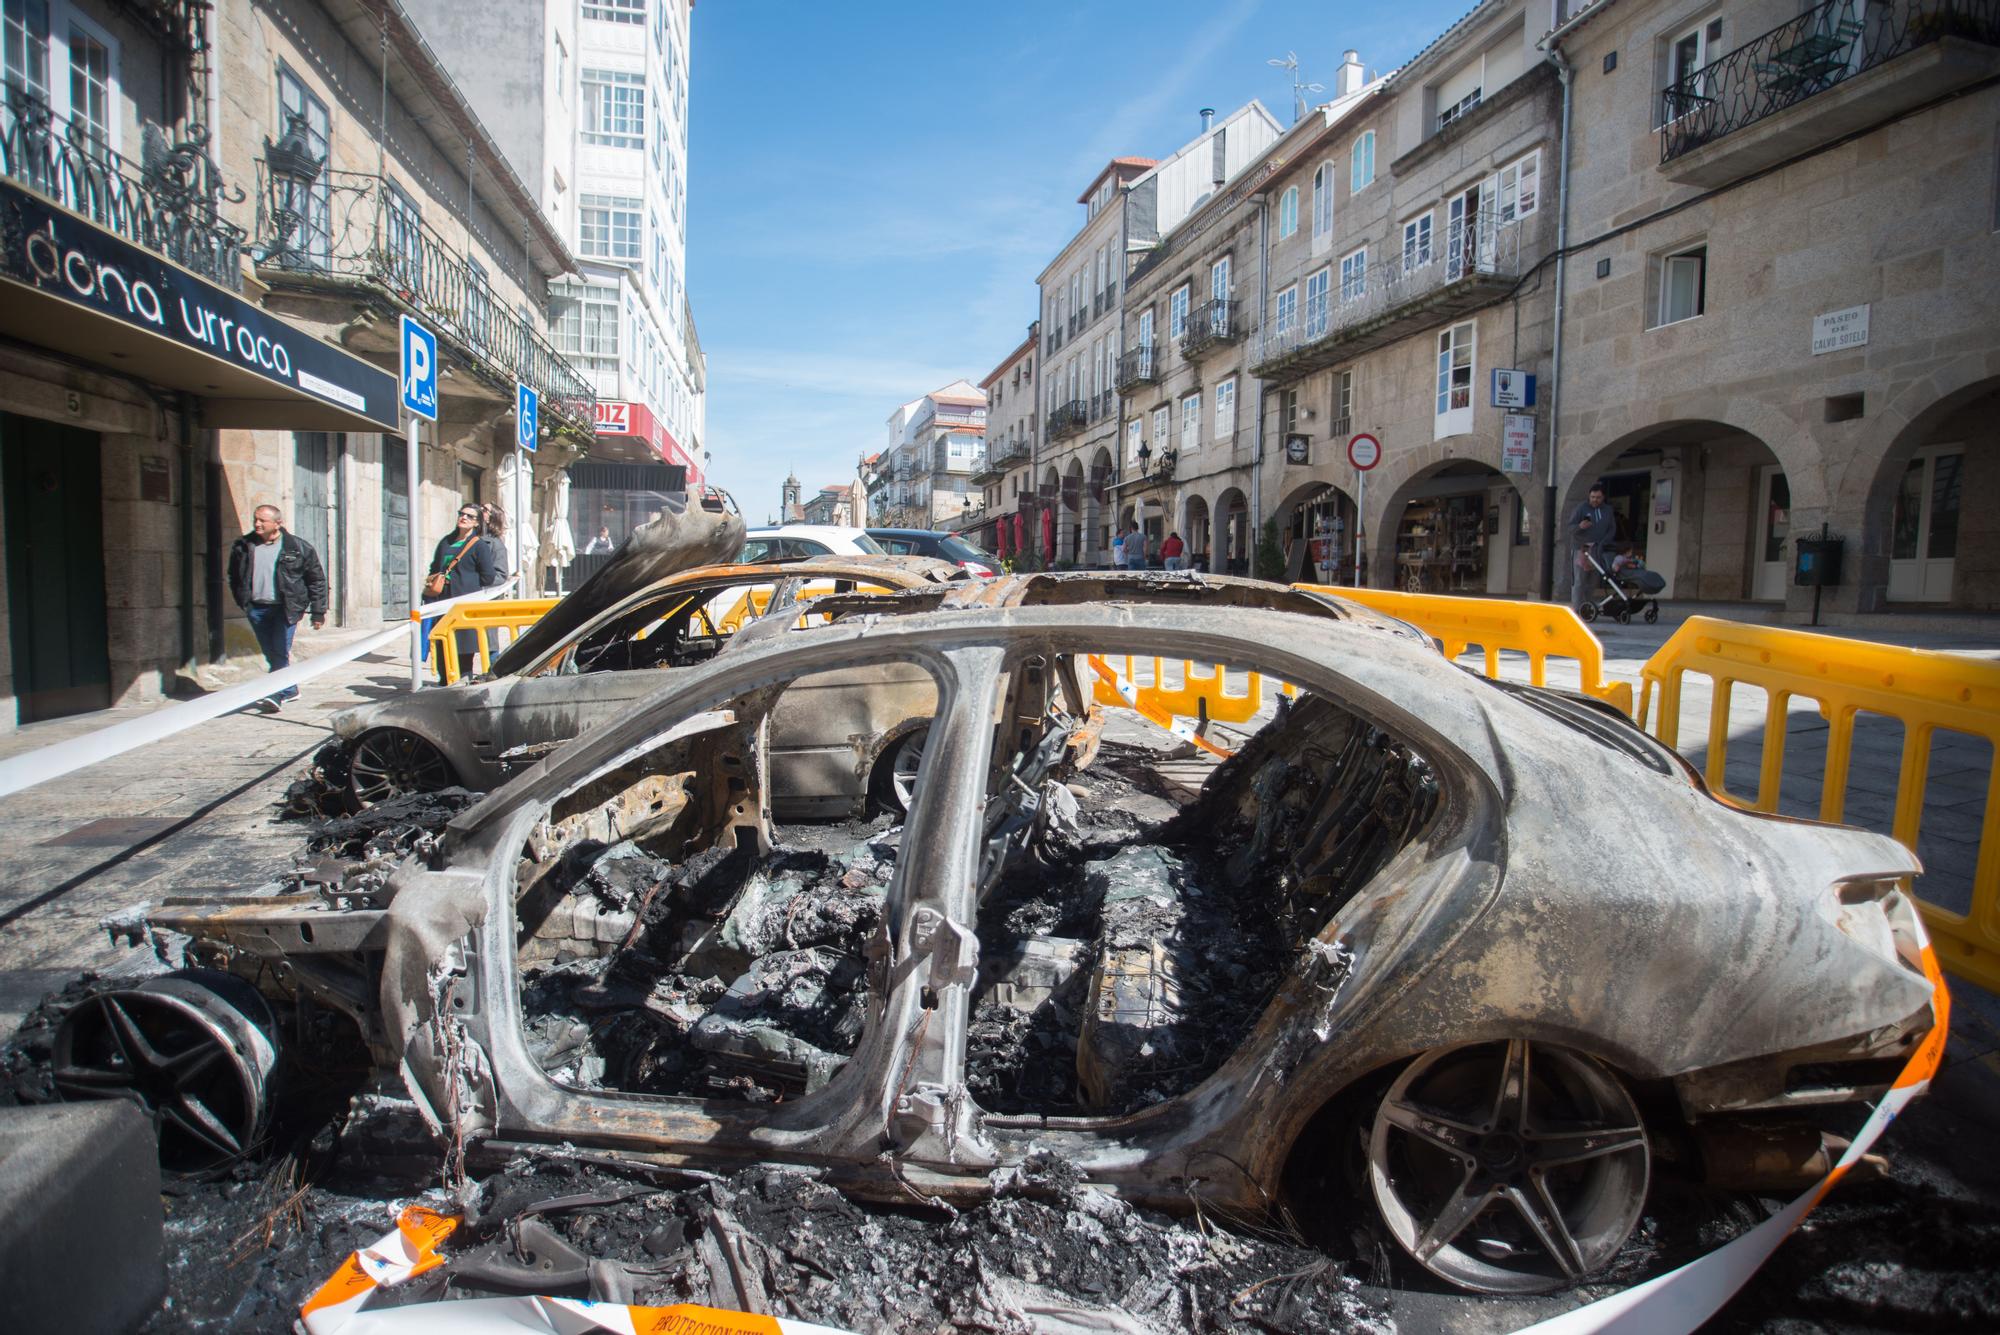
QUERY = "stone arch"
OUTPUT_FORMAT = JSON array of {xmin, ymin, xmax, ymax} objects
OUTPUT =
[
  {"xmin": 1841, "ymin": 366, "xmax": 2000, "ymax": 611},
  {"xmin": 1371, "ymin": 459, "xmax": 1532, "ymax": 596},
  {"xmin": 1180, "ymin": 492, "xmax": 1212, "ymax": 570},
  {"xmin": 1273, "ymin": 479, "xmax": 1358, "ymax": 584},
  {"xmin": 1086, "ymin": 446, "xmax": 1115, "ymax": 566},
  {"xmin": 1559, "ymin": 417, "xmax": 1791, "ymax": 604},
  {"xmin": 1214, "ymin": 486, "xmax": 1251, "ymax": 576}
]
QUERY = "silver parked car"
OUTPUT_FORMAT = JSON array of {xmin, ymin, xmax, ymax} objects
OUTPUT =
[{"xmin": 62, "ymin": 574, "xmax": 1943, "ymax": 1299}]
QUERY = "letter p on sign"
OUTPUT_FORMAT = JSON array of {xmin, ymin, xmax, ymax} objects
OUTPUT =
[{"xmin": 400, "ymin": 314, "xmax": 438, "ymax": 421}]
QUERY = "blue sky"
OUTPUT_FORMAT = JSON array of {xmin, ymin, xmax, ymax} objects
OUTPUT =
[{"xmin": 688, "ymin": 1, "xmax": 1479, "ymax": 521}]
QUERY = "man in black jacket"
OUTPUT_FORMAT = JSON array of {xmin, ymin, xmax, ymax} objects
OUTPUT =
[{"xmin": 227, "ymin": 504, "xmax": 328, "ymax": 711}]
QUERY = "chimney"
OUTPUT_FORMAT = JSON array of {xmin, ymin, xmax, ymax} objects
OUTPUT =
[
  {"xmin": 1199, "ymin": 107, "xmax": 1215, "ymax": 133},
  {"xmin": 1337, "ymin": 50, "xmax": 1365, "ymax": 97}
]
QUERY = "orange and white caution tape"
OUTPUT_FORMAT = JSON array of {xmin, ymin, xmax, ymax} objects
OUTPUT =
[
  {"xmin": 1085, "ymin": 655, "xmax": 1234, "ymax": 760},
  {"xmin": 1519, "ymin": 945, "xmax": 1952, "ymax": 1334},
  {"xmin": 298, "ymin": 1205, "xmax": 459, "ymax": 1333}
]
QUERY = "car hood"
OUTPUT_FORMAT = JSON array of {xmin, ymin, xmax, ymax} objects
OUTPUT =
[{"xmin": 490, "ymin": 493, "xmax": 744, "ymax": 677}]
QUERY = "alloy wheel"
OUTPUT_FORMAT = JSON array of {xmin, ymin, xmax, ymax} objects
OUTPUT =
[
  {"xmin": 1367, "ymin": 1039, "xmax": 1650, "ymax": 1293},
  {"xmin": 348, "ymin": 729, "xmax": 454, "ymax": 806},
  {"xmin": 887, "ymin": 729, "xmax": 927, "ymax": 814}
]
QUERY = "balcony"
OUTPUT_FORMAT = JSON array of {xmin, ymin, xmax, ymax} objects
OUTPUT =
[
  {"xmin": 255, "ymin": 160, "xmax": 594, "ymax": 433},
  {"xmin": 1046, "ymin": 399, "xmax": 1089, "ymax": 440},
  {"xmin": 1251, "ymin": 215, "xmax": 1523, "ymax": 382},
  {"xmin": 1114, "ymin": 345, "xmax": 1159, "ymax": 393},
  {"xmin": 1659, "ymin": 0, "xmax": 2000, "ymax": 185},
  {"xmin": 1179, "ymin": 298, "xmax": 1239, "ymax": 358},
  {"xmin": 1, "ymin": 95, "xmax": 244, "ymax": 290},
  {"xmin": 970, "ymin": 435, "xmax": 1029, "ymax": 484}
]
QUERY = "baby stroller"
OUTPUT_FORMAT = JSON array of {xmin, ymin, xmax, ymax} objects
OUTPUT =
[{"xmin": 1579, "ymin": 548, "xmax": 1663, "ymax": 624}]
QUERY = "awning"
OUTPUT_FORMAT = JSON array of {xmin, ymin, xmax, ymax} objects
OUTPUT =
[
  {"xmin": 592, "ymin": 401, "xmax": 703, "ymax": 486},
  {"xmin": 0, "ymin": 182, "xmax": 398, "ymax": 433}
]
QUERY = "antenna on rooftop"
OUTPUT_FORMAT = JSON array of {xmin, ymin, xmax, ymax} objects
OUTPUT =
[{"xmin": 1267, "ymin": 51, "xmax": 1325, "ymax": 124}]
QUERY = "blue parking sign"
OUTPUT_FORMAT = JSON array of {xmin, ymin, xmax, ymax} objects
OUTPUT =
[
  {"xmin": 400, "ymin": 314, "xmax": 438, "ymax": 421},
  {"xmin": 516, "ymin": 382, "xmax": 538, "ymax": 452}
]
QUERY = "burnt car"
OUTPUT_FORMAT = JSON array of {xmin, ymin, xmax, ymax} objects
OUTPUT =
[
  {"xmin": 331, "ymin": 555, "xmax": 965, "ymax": 818},
  {"xmin": 59, "ymin": 573, "xmax": 1943, "ymax": 1297}
]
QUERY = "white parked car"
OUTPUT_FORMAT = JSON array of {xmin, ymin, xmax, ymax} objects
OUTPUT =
[{"xmin": 739, "ymin": 525, "xmax": 885, "ymax": 561}]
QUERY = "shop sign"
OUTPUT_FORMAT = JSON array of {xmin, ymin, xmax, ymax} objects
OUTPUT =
[
  {"xmin": 1501, "ymin": 414, "xmax": 1536, "ymax": 472},
  {"xmin": 593, "ymin": 401, "xmax": 631, "ymax": 434},
  {"xmin": 1284, "ymin": 433, "xmax": 1310, "ymax": 464},
  {"xmin": 1811, "ymin": 304, "xmax": 1869, "ymax": 355},
  {"xmin": 0, "ymin": 181, "xmax": 397, "ymax": 428},
  {"xmin": 592, "ymin": 399, "xmax": 700, "ymax": 484},
  {"xmin": 1490, "ymin": 368, "xmax": 1536, "ymax": 408}
]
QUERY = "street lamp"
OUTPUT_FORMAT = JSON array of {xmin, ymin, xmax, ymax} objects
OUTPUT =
[{"xmin": 261, "ymin": 111, "xmax": 325, "ymax": 270}]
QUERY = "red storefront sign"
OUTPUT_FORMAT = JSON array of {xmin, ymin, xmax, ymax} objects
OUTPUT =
[{"xmin": 593, "ymin": 400, "xmax": 701, "ymax": 486}]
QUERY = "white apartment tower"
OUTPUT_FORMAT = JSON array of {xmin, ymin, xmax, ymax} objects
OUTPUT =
[{"xmin": 405, "ymin": 0, "xmax": 705, "ymax": 487}]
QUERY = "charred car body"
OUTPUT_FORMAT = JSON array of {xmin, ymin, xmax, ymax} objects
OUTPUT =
[{"xmin": 56, "ymin": 573, "xmax": 1943, "ymax": 1297}]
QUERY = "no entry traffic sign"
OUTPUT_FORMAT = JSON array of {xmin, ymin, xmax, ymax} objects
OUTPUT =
[{"xmin": 1348, "ymin": 433, "xmax": 1381, "ymax": 470}]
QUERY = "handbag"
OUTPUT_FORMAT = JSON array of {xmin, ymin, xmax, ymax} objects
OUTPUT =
[{"xmin": 424, "ymin": 537, "xmax": 474, "ymax": 599}]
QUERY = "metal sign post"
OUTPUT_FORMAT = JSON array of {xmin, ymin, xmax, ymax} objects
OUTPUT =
[
  {"xmin": 1348, "ymin": 433, "xmax": 1381, "ymax": 588},
  {"xmin": 401, "ymin": 316, "xmax": 439, "ymax": 689},
  {"xmin": 514, "ymin": 383, "xmax": 538, "ymax": 598}
]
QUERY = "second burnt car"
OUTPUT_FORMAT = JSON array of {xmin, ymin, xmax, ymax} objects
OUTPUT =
[
  {"xmin": 63, "ymin": 573, "xmax": 1945, "ymax": 1299},
  {"xmin": 328, "ymin": 554, "xmax": 967, "ymax": 819}
]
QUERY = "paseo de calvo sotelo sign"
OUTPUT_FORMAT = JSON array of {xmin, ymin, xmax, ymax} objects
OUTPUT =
[{"xmin": 0, "ymin": 181, "xmax": 397, "ymax": 428}]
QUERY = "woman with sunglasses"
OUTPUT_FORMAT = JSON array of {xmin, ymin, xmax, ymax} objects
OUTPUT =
[{"xmin": 427, "ymin": 502, "xmax": 499, "ymax": 681}]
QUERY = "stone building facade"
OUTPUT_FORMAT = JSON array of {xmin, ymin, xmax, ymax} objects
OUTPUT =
[
  {"xmin": 968, "ymin": 329, "xmax": 1036, "ymax": 560},
  {"xmin": 1547, "ymin": 0, "xmax": 2000, "ymax": 614}
]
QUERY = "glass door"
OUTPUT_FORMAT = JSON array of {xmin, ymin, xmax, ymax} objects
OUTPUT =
[
  {"xmin": 1887, "ymin": 446, "xmax": 1961, "ymax": 602},
  {"xmin": 1752, "ymin": 465, "xmax": 1790, "ymax": 601}
]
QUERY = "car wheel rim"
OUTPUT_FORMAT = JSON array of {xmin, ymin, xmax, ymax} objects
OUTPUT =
[
  {"xmin": 349, "ymin": 730, "xmax": 453, "ymax": 806},
  {"xmin": 1367, "ymin": 1039, "xmax": 1650, "ymax": 1294},
  {"xmin": 889, "ymin": 730, "xmax": 926, "ymax": 812},
  {"xmin": 51, "ymin": 971, "xmax": 278, "ymax": 1173}
]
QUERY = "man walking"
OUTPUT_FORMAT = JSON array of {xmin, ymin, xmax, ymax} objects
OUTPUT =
[
  {"xmin": 228, "ymin": 504, "xmax": 327, "ymax": 711},
  {"xmin": 1568, "ymin": 481, "xmax": 1616, "ymax": 613}
]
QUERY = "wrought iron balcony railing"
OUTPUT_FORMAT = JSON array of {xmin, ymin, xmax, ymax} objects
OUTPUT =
[
  {"xmin": 1180, "ymin": 297, "xmax": 1238, "ymax": 357},
  {"xmin": 252, "ymin": 161, "xmax": 593, "ymax": 431},
  {"xmin": 1, "ymin": 94, "xmax": 244, "ymax": 290},
  {"xmin": 1661, "ymin": 0, "xmax": 2000, "ymax": 162},
  {"xmin": 1046, "ymin": 399, "xmax": 1089, "ymax": 440},
  {"xmin": 1253, "ymin": 213, "xmax": 1522, "ymax": 376},
  {"xmin": 1114, "ymin": 345, "xmax": 1158, "ymax": 392}
]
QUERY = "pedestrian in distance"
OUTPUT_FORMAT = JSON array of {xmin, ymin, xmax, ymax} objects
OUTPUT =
[
  {"xmin": 1162, "ymin": 531, "xmax": 1186, "ymax": 571},
  {"xmin": 1127, "ymin": 526, "xmax": 1148, "ymax": 570},
  {"xmin": 1110, "ymin": 529, "xmax": 1125, "ymax": 570},
  {"xmin": 1568, "ymin": 480, "xmax": 1617, "ymax": 613},
  {"xmin": 477, "ymin": 504, "xmax": 513, "ymax": 662},
  {"xmin": 427, "ymin": 502, "xmax": 498, "ymax": 682},
  {"xmin": 585, "ymin": 526, "xmax": 614, "ymax": 554},
  {"xmin": 227, "ymin": 503, "xmax": 327, "ymax": 713}
]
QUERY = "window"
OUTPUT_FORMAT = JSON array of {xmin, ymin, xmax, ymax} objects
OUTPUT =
[
  {"xmin": 1664, "ymin": 17, "xmax": 1724, "ymax": 119},
  {"xmin": 1312, "ymin": 162, "xmax": 1334, "ymax": 240},
  {"xmin": 1280, "ymin": 388, "xmax": 1300, "ymax": 437},
  {"xmin": 1402, "ymin": 213, "xmax": 1433, "ymax": 272},
  {"xmin": 1438, "ymin": 87, "xmax": 1482, "ymax": 128},
  {"xmin": 1275, "ymin": 284, "xmax": 1298, "ymax": 333},
  {"xmin": 582, "ymin": 0, "xmax": 644, "ymax": 24},
  {"xmin": 583, "ymin": 68, "xmax": 644, "ymax": 147},
  {"xmin": 1126, "ymin": 418, "xmax": 1143, "ymax": 465},
  {"xmin": 1169, "ymin": 284, "xmax": 1190, "ymax": 340},
  {"xmin": 1339, "ymin": 247, "xmax": 1367, "ymax": 303},
  {"xmin": 1097, "ymin": 246, "xmax": 1108, "ymax": 297},
  {"xmin": 1335, "ymin": 370, "xmax": 1354, "ymax": 429},
  {"xmin": 1151, "ymin": 406, "xmax": 1170, "ymax": 452},
  {"xmin": 556, "ymin": 286, "xmax": 620, "ymax": 370},
  {"xmin": 465, "ymin": 256, "xmax": 493, "ymax": 346},
  {"xmin": 275, "ymin": 65, "xmax": 332, "ymax": 269},
  {"xmin": 1304, "ymin": 267, "xmax": 1329, "ymax": 338},
  {"xmin": 65, "ymin": 18, "xmax": 111, "ymax": 157},
  {"xmin": 1497, "ymin": 151, "xmax": 1540, "ymax": 222},
  {"xmin": 383, "ymin": 181, "xmax": 423, "ymax": 290},
  {"xmin": 1350, "ymin": 130, "xmax": 1375, "ymax": 191},
  {"xmin": 1435, "ymin": 321, "xmax": 1475, "ymax": 436},
  {"xmin": 580, "ymin": 193, "xmax": 642, "ymax": 259},
  {"xmin": 1180, "ymin": 393, "xmax": 1201, "ymax": 450},
  {"xmin": 1214, "ymin": 378, "xmax": 1237, "ymax": 438},
  {"xmin": 1211, "ymin": 254, "xmax": 1230, "ymax": 303},
  {"xmin": 1137, "ymin": 307, "xmax": 1154, "ymax": 349},
  {"xmin": 1278, "ymin": 185, "xmax": 1299, "ymax": 238},
  {"xmin": 3, "ymin": 0, "xmax": 50, "ymax": 106},
  {"xmin": 1658, "ymin": 245, "xmax": 1707, "ymax": 325}
]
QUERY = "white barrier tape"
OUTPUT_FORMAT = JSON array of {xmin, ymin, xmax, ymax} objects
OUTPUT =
[{"xmin": 0, "ymin": 581, "xmax": 517, "ymax": 802}]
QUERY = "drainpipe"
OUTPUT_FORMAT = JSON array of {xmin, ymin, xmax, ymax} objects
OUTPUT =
[
  {"xmin": 1249, "ymin": 192, "xmax": 1269, "ymax": 575},
  {"xmin": 1540, "ymin": 44, "xmax": 1576, "ymax": 603},
  {"xmin": 176, "ymin": 396, "xmax": 196, "ymax": 676}
]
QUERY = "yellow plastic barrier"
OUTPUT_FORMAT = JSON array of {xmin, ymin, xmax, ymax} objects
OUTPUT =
[
  {"xmin": 1294, "ymin": 584, "xmax": 1635, "ymax": 717},
  {"xmin": 1087, "ymin": 656, "xmax": 1275, "ymax": 725},
  {"xmin": 423, "ymin": 598, "xmax": 558, "ymax": 683},
  {"xmin": 1637, "ymin": 615, "xmax": 2000, "ymax": 993}
]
